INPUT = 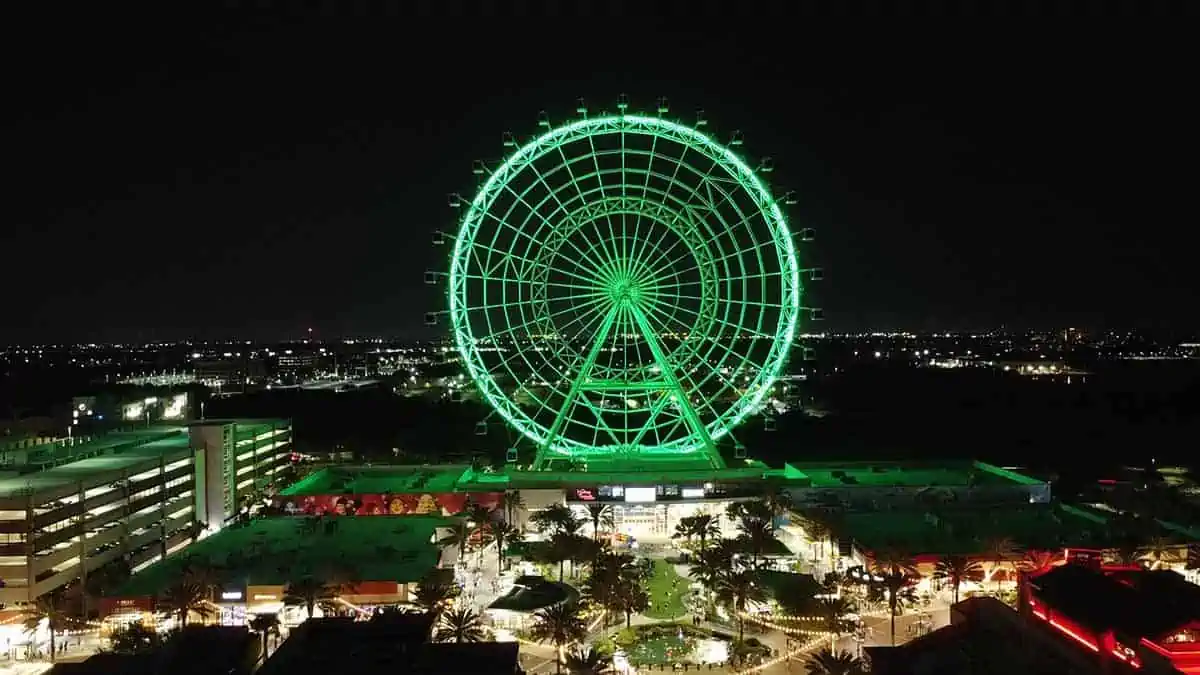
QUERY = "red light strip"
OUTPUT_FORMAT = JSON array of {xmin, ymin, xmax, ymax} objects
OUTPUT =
[{"xmin": 1048, "ymin": 618, "xmax": 1100, "ymax": 652}]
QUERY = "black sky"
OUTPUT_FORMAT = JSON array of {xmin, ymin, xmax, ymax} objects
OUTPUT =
[{"xmin": 5, "ymin": 3, "xmax": 1197, "ymax": 343}]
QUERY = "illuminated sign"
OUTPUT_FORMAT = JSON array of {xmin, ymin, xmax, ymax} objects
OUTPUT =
[
  {"xmin": 253, "ymin": 594, "xmax": 277, "ymax": 601},
  {"xmin": 624, "ymin": 487, "xmax": 656, "ymax": 503},
  {"xmin": 681, "ymin": 487, "xmax": 704, "ymax": 499},
  {"xmin": 573, "ymin": 488, "xmax": 596, "ymax": 501},
  {"xmin": 221, "ymin": 591, "xmax": 243, "ymax": 600}
]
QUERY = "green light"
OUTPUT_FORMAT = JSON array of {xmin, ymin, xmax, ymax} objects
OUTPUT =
[{"xmin": 448, "ymin": 114, "xmax": 802, "ymax": 469}]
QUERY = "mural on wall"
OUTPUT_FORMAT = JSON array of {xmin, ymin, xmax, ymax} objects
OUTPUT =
[{"xmin": 273, "ymin": 492, "xmax": 503, "ymax": 517}]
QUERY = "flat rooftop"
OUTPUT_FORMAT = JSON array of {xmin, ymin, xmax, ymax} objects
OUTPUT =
[
  {"xmin": 0, "ymin": 428, "xmax": 192, "ymax": 499},
  {"xmin": 788, "ymin": 460, "xmax": 1041, "ymax": 488},
  {"xmin": 283, "ymin": 459, "xmax": 1045, "ymax": 496},
  {"xmin": 109, "ymin": 515, "xmax": 450, "ymax": 597},
  {"xmin": 830, "ymin": 502, "xmax": 1190, "ymax": 556},
  {"xmin": 280, "ymin": 465, "xmax": 471, "ymax": 496}
]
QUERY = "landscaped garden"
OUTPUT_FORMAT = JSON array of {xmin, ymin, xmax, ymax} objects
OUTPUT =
[{"xmin": 642, "ymin": 558, "xmax": 689, "ymax": 619}]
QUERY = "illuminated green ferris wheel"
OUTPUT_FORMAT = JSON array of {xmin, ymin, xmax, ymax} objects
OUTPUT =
[{"xmin": 446, "ymin": 100, "xmax": 806, "ymax": 470}]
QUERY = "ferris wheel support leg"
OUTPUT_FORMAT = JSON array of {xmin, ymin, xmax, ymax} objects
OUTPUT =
[
  {"xmin": 627, "ymin": 304, "xmax": 725, "ymax": 469},
  {"xmin": 532, "ymin": 304, "xmax": 622, "ymax": 471}
]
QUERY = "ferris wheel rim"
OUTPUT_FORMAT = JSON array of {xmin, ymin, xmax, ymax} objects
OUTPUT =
[{"xmin": 448, "ymin": 113, "xmax": 802, "ymax": 458}]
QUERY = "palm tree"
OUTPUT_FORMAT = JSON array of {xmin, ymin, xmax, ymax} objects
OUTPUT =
[
  {"xmin": 984, "ymin": 536, "xmax": 1020, "ymax": 589},
  {"xmin": 715, "ymin": 570, "xmax": 766, "ymax": 642},
  {"xmin": 248, "ymin": 613, "xmax": 281, "ymax": 663},
  {"xmin": 413, "ymin": 571, "xmax": 458, "ymax": 617},
  {"xmin": 1018, "ymin": 549, "xmax": 1058, "ymax": 575},
  {"xmin": 434, "ymin": 607, "xmax": 487, "ymax": 643},
  {"xmin": 530, "ymin": 604, "xmax": 587, "ymax": 675},
  {"xmin": 690, "ymin": 513, "xmax": 721, "ymax": 553},
  {"xmin": 737, "ymin": 517, "xmax": 777, "ymax": 566},
  {"xmin": 1139, "ymin": 537, "xmax": 1183, "ymax": 569},
  {"xmin": 531, "ymin": 503, "xmax": 581, "ymax": 537},
  {"xmin": 689, "ymin": 539, "xmax": 737, "ymax": 591},
  {"xmin": 160, "ymin": 580, "xmax": 214, "ymax": 627},
  {"xmin": 673, "ymin": 516, "xmax": 697, "ymax": 547},
  {"xmin": 869, "ymin": 551, "xmax": 919, "ymax": 646},
  {"xmin": 490, "ymin": 520, "xmax": 518, "ymax": 570},
  {"xmin": 584, "ymin": 552, "xmax": 638, "ymax": 625},
  {"xmin": 438, "ymin": 519, "xmax": 474, "ymax": 564},
  {"xmin": 805, "ymin": 648, "xmax": 867, "ymax": 675},
  {"xmin": 563, "ymin": 646, "xmax": 613, "ymax": 674},
  {"xmin": 615, "ymin": 578, "xmax": 650, "ymax": 628},
  {"xmin": 815, "ymin": 596, "xmax": 857, "ymax": 650},
  {"xmin": 762, "ymin": 483, "xmax": 793, "ymax": 527},
  {"xmin": 284, "ymin": 576, "xmax": 338, "ymax": 619},
  {"xmin": 933, "ymin": 555, "xmax": 984, "ymax": 604},
  {"xmin": 585, "ymin": 503, "xmax": 614, "ymax": 541},
  {"xmin": 504, "ymin": 490, "xmax": 526, "ymax": 528},
  {"xmin": 22, "ymin": 591, "xmax": 75, "ymax": 662}
]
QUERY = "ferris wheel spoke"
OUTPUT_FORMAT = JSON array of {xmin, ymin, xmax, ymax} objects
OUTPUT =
[{"xmin": 491, "ymin": 169, "xmax": 615, "ymax": 281}]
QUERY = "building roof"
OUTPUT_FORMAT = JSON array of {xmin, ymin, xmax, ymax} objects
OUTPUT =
[
  {"xmin": 866, "ymin": 596, "xmax": 1114, "ymax": 675},
  {"xmin": 0, "ymin": 428, "xmax": 192, "ymax": 498},
  {"xmin": 280, "ymin": 465, "xmax": 472, "ymax": 496},
  {"xmin": 1031, "ymin": 565, "xmax": 1200, "ymax": 640},
  {"xmin": 109, "ymin": 515, "xmax": 450, "ymax": 597},
  {"xmin": 487, "ymin": 576, "xmax": 576, "ymax": 613},
  {"xmin": 259, "ymin": 615, "xmax": 521, "ymax": 675},
  {"xmin": 789, "ymin": 460, "xmax": 1040, "ymax": 488},
  {"xmin": 832, "ymin": 503, "xmax": 1177, "ymax": 557}
]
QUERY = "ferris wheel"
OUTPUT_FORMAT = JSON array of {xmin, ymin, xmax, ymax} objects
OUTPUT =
[{"xmin": 440, "ymin": 98, "xmax": 814, "ymax": 470}]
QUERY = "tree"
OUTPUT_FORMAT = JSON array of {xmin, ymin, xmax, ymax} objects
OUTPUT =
[
  {"xmin": 614, "ymin": 578, "xmax": 649, "ymax": 628},
  {"xmin": 984, "ymin": 537, "xmax": 1020, "ymax": 589},
  {"xmin": 715, "ymin": 570, "xmax": 766, "ymax": 642},
  {"xmin": 106, "ymin": 620, "xmax": 161, "ymax": 655},
  {"xmin": 583, "ymin": 552, "xmax": 638, "ymax": 625},
  {"xmin": 22, "ymin": 591, "xmax": 76, "ymax": 662},
  {"xmin": 736, "ymin": 517, "xmax": 777, "ymax": 566},
  {"xmin": 413, "ymin": 572, "xmax": 458, "ymax": 617},
  {"xmin": 933, "ymin": 555, "xmax": 984, "ymax": 604},
  {"xmin": 160, "ymin": 580, "xmax": 214, "ymax": 627},
  {"xmin": 530, "ymin": 604, "xmax": 587, "ymax": 675},
  {"xmin": 762, "ymin": 483, "xmax": 794, "ymax": 526},
  {"xmin": 438, "ymin": 519, "xmax": 474, "ymax": 564},
  {"xmin": 815, "ymin": 596, "xmax": 857, "ymax": 650},
  {"xmin": 434, "ymin": 607, "xmax": 487, "ymax": 643},
  {"xmin": 805, "ymin": 648, "xmax": 867, "ymax": 675},
  {"xmin": 248, "ymin": 613, "xmax": 281, "ymax": 662},
  {"xmin": 490, "ymin": 520, "xmax": 518, "ymax": 571},
  {"xmin": 869, "ymin": 551, "xmax": 919, "ymax": 646},
  {"xmin": 690, "ymin": 513, "xmax": 722, "ymax": 553},
  {"xmin": 284, "ymin": 576, "xmax": 338, "ymax": 619},
  {"xmin": 563, "ymin": 646, "xmax": 613, "ymax": 674},
  {"xmin": 504, "ymin": 490, "xmax": 526, "ymax": 528},
  {"xmin": 585, "ymin": 504, "xmax": 614, "ymax": 541},
  {"xmin": 1140, "ymin": 537, "xmax": 1183, "ymax": 569},
  {"xmin": 689, "ymin": 539, "xmax": 737, "ymax": 591},
  {"xmin": 531, "ymin": 503, "xmax": 581, "ymax": 537},
  {"xmin": 1019, "ymin": 549, "xmax": 1058, "ymax": 575}
]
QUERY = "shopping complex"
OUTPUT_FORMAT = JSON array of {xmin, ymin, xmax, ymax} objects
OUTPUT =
[{"xmin": 16, "ymin": 447, "xmax": 1185, "ymax": 633}]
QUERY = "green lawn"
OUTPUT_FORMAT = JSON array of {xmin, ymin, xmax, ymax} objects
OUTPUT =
[{"xmin": 643, "ymin": 559, "xmax": 690, "ymax": 620}]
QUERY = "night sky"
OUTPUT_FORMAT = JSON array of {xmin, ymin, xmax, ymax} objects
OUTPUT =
[{"xmin": 5, "ymin": 4, "xmax": 1195, "ymax": 343}]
